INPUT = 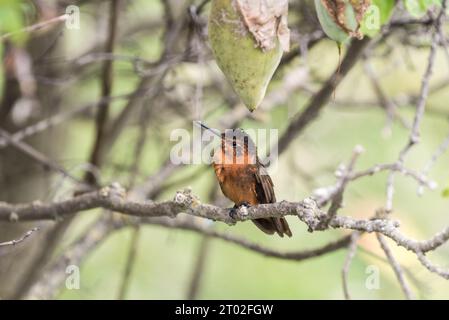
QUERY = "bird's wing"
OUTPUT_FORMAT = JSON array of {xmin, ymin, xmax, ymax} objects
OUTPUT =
[
  {"xmin": 253, "ymin": 163, "xmax": 276, "ymax": 204},
  {"xmin": 252, "ymin": 160, "xmax": 292, "ymax": 237}
]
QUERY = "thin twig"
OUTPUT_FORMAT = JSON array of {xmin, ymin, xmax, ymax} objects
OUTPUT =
[
  {"xmin": 186, "ymin": 235, "xmax": 211, "ymax": 299},
  {"xmin": 24, "ymin": 215, "xmax": 116, "ymax": 299},
  {"xmin": 1, "ymin": 184, "xmax": 449, "ymax": 257},
  {"xmin": 319, "ymin": 145, "xmax": 364, "ymax": 227},
  {"xmin": 376, "ymin": 233, "xmax": 414, "ymax": 300},
  {"xmin": 0, "ymin": 14, "xmax": 69, "ymax": 41},
  {"xmin": 275, "ymin": 38, "xmax": 370, "ymax": 156},
  {"xmin": 0, "ymin": 128, "xmax": 87, "ymax": 187},
  {"xmin": 117, "ymin": 225, "xmax": 141, "ymax": 299},
  {"xmin": 0, "ymin": 227, "xmax": 39, "ymax": 248},
  {"xmin": 85, "ymin": 0, "xmax": 121, "ymax": 185},
  {"xmin": 416, "ymin": 251, "xmax": 449, "ymax": 280},
  {"xmin": 419, "ymin": 129, "xmax": 449, "ymax": 193},
  {"xmin": 0, "ymin": 92, "xmax": 136, "ymax": 149},
  {"xmin": 385, "ymin": 3, "xmax": 446, "ymax": 212},
  {"xmin": 342, "ymin": 232, "xmax": 361, "ymax": 300}
]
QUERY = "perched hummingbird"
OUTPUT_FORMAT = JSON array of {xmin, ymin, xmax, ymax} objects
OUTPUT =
[{"xmin": 198, "ymin": 122, "xmax": 292, "ymax": 237}]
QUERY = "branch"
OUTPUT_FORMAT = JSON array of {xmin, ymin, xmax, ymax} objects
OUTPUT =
[
  {"xmin": 0, "ymin": 128, "xmax": 87, "ymax": 188},
  {"xmin": 0, "ymin": 227, "xmax": 39, "ymax": 248},
  {"xmin": 275, "ymin": 37, "xmax": 370, "ymax": 155},
  {"xmin": 24, "ymin": 215, "xmax": 116, "ymax": 300},
  {"xmin": 416, "ymin": 251, "xmax": 449, "ymax": 280},
  {"xmin": 419, "ymin": 128, "xmax": 449, "ymax": 193},
  {"xmin": 1, "ymin": 183, "xmax": 449, "ymax": 256},
  {"xmin": 385, "ymin": 2, "xmax": 446, "ymax": 212},
  {"xmin": 0, "ymin": 183, "xmax": 323, "ymax": 225},
  {"xmin": 319, "ymin": 145, "xmax": 364, "ymax": 227},
  {"xmin": 342, "ymin": 232, "xmax": 360, "ymax": 300},
  {"xmin": 116, "ymin": 225, "xmax": 140, "ymax": 299},
  {"xmin": 186, "ymin": 235, "xmax": 211, "ymax": 299},
  {"xmin": 0, "ymin": 92, "xmax": 138, "ymax": 150},
  {"xmin": 141, "ymin": 216, "xmax": 352, "ymax": 261},
  {"xmin": 85, "ymin": 0, "xmax": 121, "ymax": 185},
  {"xmin": 376, "ymin": 233, "xmax": 414, "ymax": 300},
  {"xmin": 22, "ymin": 211, "xmax": 351, "ymax": 299},
  {"xmin": 0, "ymin": 14, "xmax": 69, "ymax": 41}
]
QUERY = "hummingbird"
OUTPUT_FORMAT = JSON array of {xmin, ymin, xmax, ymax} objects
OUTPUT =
[{"xmin": 198, "ymin": 122, "xmax": 292, "ymax": 237}]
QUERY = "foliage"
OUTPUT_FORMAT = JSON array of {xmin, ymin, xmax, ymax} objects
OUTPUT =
[{"xmin": 404, "ymin": 0, "xmax": 443, "ymax": 17}]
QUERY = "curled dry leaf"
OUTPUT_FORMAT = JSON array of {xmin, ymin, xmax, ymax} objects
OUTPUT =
[
  {"xmin": 320, "ymin": 0, "xmax": 371, "ymax": 40},
  {"xmin": 235, "ymin": 0, "xmax": 290, "ymax": 52}
]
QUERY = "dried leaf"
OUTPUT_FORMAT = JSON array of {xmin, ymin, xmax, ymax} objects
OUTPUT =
[
  {"xmin": 235, "ymin": 0, "xmax": 290, "ymax": 52},
  {"xmin": 320, "ymin": 0, "xmax": 371, "ymax": 39},
  {"xmin": 350, "ymin": 0, "xmax": 371, "ymax": 24}
]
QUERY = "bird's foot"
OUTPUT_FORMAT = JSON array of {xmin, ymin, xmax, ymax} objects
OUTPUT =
[{"xmin": 228, "ymin": 202, "xmax": 251, "ymax": 220}]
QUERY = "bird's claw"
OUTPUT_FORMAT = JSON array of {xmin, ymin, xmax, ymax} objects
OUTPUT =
[
  {"xmin": 228, "ymin": 202, "xmax": 251, "ymax": 220},
  {"xmin": 239, "ymin": 202, "xmax": 251, "ymax": 209},
  {"xmin": 228, "ymin": 207, "xmax": 238, "ymax": 220}
]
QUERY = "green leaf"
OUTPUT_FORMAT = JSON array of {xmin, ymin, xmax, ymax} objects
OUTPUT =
[
  {"xmin": 361, "ymin": 0, "xmax": 395, "ymax": 37},
  {"xmin": 403, "ymin": 0, "xmax": 442, "ymax": 17},
  {"xmin": 422, "ymin": 0, "xmax": 442, "ymax": 7},
  {"xmin": 0, "ymin": 0, "xmax": 27, "ymax": 44}
]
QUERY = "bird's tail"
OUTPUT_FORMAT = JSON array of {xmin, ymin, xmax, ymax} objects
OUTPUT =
[{"xmin": 252, "ymin": 217, "xmax": 292, "ymax": 237}]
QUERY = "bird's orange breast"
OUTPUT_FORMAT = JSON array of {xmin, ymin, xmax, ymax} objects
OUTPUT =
[{"xmin": 213, "ymin": 164, "xmax": 259, "ymax": 206}]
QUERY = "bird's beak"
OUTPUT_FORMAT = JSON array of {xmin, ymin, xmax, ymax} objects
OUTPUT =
[{"xmin": 195, "ymin": 121, "xmax": 222, "ymax": 138}]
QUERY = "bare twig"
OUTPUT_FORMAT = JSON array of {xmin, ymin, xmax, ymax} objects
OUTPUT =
[
  {"xmin": 186, "ymin": 235, "xmax": 211, "ymax": 299},
  {"xmin": 275, "ymin": 38, "xmax": 370, "ymax": 155},
  {"xmin": 0, "ymin": 227, "xmax": 39, "ymax": 248},
  {"xmin": 419, "ymin": 129, "xmax": 449, "ymax": 193},
  {"xmin": 342, "ymin": 232, "xmax": 360, "ymax": 300},
  {"xmin": 416, "ymin": 251, "xmax": 449, "ymax": 280},
  {"xmin": 319, "ymin": 145, "xmax": 364, "ymax": 227},
  {"xmin": 24, "ymin": 215, "xmax": 117, "ymax": 300},
  {"xmin": 0, "ymin": 92, "xmax": 136, "ymax": 149},
  {"xmin": 363, "ymin": 58, "xmax": 410, "ymax": 133},
  {"xmin": 0, "ymin": 128, "xmax": 86, "ymax": 187},
  {"xmin": 117, "ymin": 225, "xmax": 141, "ymax": 299},
  {"xmin": 0, "ymin": 14, "xmax": 69, "ymax": 41},
  {"xmin": 23, "ymin": 212, "xmax": 351, "ymax": 299},
  {"xmin": 85, "ymin": 0, "xmax": 121, "ymax": 185},
  {"xmin": 385, "ymin": 4, "xmax": 446, "ymax": 212},
  {"xmin": 1, "ymin": 183, "xmax": 449, "ymax": 258},
  {"xmin": 141, "ymin": 216, "xmax": 352, "ymax": 261},
  {"xmin": 376, "ymin": 233, "xmax": 414, "ymax": 300}
]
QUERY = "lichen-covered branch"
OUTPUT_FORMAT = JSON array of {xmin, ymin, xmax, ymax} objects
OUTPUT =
[{"xmin": 1, "ymin": 183, "xmax": 449, "ymax": 267}]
